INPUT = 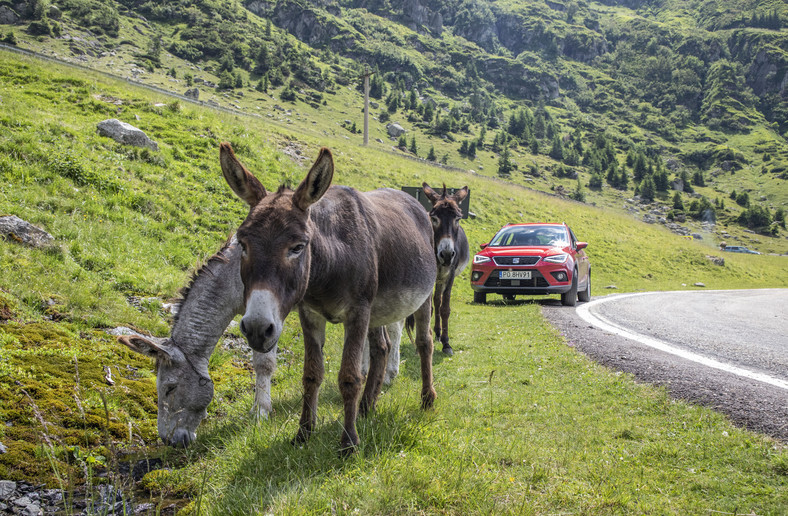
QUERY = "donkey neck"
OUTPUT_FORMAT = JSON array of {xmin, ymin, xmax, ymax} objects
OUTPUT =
[{"xmin": 170, "ymin": 241, "xmax": 244, "ymax": 359}]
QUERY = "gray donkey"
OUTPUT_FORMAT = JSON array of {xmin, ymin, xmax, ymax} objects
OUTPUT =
[{"xmin": 119, "ymin": 235, "xmax": 403, "ymax": 447}]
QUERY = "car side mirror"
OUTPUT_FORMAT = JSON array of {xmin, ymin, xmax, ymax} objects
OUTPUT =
[
  {"xmin": 480, "ymin": 243, "xmax": 488, "ymax": 249},
  {"xmin": 576, "ymin": 242, "xmax": 588, "ymax": 250}
]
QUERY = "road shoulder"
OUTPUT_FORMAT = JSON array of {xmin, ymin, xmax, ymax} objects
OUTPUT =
[{"xmin": 542, "ymin": 301, "xmax": 788, "ymax": 442}]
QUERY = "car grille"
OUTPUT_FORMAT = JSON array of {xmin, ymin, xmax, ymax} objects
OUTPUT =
[
  {"xmin": 493, "ymin": 256, "xmax": 541, "ymax": 266},
  {"xmin": 484, "ymin": 269, "xmax": 550, "ymax": 288}
]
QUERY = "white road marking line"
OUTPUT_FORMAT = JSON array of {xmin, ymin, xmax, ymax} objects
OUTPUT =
[{"xmin": 576, "ymin": 292, "xmax": 788, "ymax": 391}]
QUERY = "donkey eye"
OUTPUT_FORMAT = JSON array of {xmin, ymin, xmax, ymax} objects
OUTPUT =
[
  {"xmin": 430, "ymin": 216, "xmax": 440, "ymax": 227},
  {"xmin": 289, "ymin": 243, "xmax": 307, "ymax": 257}
]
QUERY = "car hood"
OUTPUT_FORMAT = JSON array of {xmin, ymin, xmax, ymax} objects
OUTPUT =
[{"xmin": 481, "ymin": 245, "xmax": 569, "ymax": 258}]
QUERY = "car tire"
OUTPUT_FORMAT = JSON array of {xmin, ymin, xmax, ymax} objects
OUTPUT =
[
  {"xmin": 561, "ymin": 270, "xmax": 578, "ymax": 307},
  {"xmin": 577, "ymin": 271, "xmax": 591, "ymax": 303},
  {"xmin": 473, "ymin": 291, "xmax": 487, "ymax": 304}
]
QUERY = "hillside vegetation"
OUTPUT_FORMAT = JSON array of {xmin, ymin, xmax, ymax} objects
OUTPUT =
[
  {"xmin": 2, "ymin": 0, "xmax": 787, "ymax": 254},
  {"xmin": 1, "ymin": 50, "xmax": 787, "ymax": 513}
]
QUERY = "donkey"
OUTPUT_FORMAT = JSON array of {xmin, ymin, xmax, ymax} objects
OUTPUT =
[
  {"xmin": 118, "ymin": 236, "xmax": 405, "ymax": 448},
  {"xmin": 219, "ymin": 141, "xmax": 437, "ymax": 454},
  {"xmin": 422, "ymin": 183, "xmax": 470, "ymax": 356}
]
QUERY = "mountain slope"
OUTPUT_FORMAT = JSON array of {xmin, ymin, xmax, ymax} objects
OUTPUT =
[{"xmin": 1, "ymin": 0, "xmax": 787, "ymax": 252}]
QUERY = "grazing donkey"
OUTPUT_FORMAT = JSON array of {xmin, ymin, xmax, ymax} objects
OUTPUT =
[
  {"xmin": 219, "ymin": 142, "xmax": 437, "ymax": 454},
  {"xmin": 118, "ymin": 236, "xmax": 405, "ymax": 448},
  {"xmin": 422, "ymin": 183, "xmax": 470, "ymax": 356}
]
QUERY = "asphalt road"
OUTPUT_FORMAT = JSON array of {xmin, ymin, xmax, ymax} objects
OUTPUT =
[{"xmin": 542, "ymin": 289, "xmax": 788, "ymax": 441}]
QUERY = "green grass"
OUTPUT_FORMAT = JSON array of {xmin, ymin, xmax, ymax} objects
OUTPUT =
[{"xmin": 0, "ymin": 51, "xmax": 786, "ymax": 513}]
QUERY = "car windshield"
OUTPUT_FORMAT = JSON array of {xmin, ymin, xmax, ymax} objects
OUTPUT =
[{"xmin": 489, "ymin": 226, "xmax": 569, "ymax": 247}]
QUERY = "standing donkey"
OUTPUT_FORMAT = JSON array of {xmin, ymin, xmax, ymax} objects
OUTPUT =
[
  {"xmin": 117, "ymin": 236, "xmax": 405, "ymax": 448},
  {"xmin": 220, "ymin": 142, "xmax": 437, "ymax": 454},
  {"xmin": 422, "ymin": 183, "xmax": 470, "ymax": 356}
]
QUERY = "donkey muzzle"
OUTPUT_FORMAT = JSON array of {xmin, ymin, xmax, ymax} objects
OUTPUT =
[{"xmin": 241, "ymin": 289, "xmax": 283, "ymax": 354}]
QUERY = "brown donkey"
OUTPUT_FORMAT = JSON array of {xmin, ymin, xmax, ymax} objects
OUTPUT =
[
  {"xmin": 219, "ymin": 142, "xmax": 437, "ymax": 454},
  {"xmin": 422, "ymin": 183, "xmax": 470, "ymax": 356}
]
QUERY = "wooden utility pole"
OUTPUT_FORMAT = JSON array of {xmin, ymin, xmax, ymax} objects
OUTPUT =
[{"xmin": 360, "ymin": 67, "xmax": 373, "ymax": 146}]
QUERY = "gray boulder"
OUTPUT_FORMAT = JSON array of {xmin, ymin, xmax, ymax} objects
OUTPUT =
[
  {"xmin": 0, "ymin": 480, "xmax": 14, "ymax": 499},
  {"xmin": 386, "ymin": 122, "xmax": 406, "ymax": 138},
  {"xmin": 0, "ymin": 5, "xmax": 19, "ymax": 24},
  {"xmin": 184, "ymin": 87, "xmax": 199, "ymax": 100},
  {"xmin": 96, "ymin": 119, "xmax": 158, "ymax": 151},
  {"xmin": 0, "ymin": 216, "xmax": 54, "ymax": 248}
]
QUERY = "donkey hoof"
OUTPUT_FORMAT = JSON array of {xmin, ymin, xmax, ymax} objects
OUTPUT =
[
  {"xmin": 442, "ymin": 345, "xmax": 454, "ymax": 356},
  {"xmin": 291, "ymin": 428, "xmax": 311, "ymax": 446},
  {"xmin": 338, "ymin": 442, "xmax": 358, "ymax": 458},
  {"xmin": 421, "ymin": 387, "xmax": 437, "ymax": 409}
]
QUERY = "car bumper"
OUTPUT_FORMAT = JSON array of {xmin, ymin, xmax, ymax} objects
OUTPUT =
[{"xmin": 470, "ymin": 265, "xmax": 574, "ymax": 295}]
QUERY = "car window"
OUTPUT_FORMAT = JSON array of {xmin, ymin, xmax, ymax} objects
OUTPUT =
[{"xmin": 490, "ymin": 226, "xmax": 569, "ymax": 247}]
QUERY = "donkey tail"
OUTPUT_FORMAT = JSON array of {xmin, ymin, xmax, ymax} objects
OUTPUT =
[{"xmin": 405, "ymin": 314, "xmax": 416, "ymax": 345}]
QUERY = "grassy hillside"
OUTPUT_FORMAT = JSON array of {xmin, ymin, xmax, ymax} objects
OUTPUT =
[
  {"xmin": 1, "ymin": 52, "xmax": 787, "ymax": 513},
  {"xmin": 2, "ymin": 0, "xmax": 787, "ymax": 254}
]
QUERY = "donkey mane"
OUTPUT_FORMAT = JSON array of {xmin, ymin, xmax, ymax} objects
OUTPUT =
[{"xmin": 171, "ymin": 233, "xmax": 235, "ymax": 327}]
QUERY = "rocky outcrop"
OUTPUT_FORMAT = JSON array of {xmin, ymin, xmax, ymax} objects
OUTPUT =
[
  {"xmin": 478, "ymin": 56, "xmax": 560, "ymax": 100},
  {"xmin": 495, "ymin": 10, "xmax": 607, "ymax": 63},
  {"xmin": 184, "ymin": 87, "xmax": 199, "ymax": 100},
  {"xmin": 0, "ymin": 5, "xmax": 19, "ymax": 24},
  {"xmin": 0, "ymin": 215, "xmax": 54, "ymax": 248},
  {"xmin": 96, "ymin": 119, "xmax": 159, "ymax": 151}
]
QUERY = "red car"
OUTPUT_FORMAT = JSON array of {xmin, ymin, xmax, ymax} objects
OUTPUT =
[{"xmin": 470, "ymin": 223, "xmax": 590, "ymax": 306}]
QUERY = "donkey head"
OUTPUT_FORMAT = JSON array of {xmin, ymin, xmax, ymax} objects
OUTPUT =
[
  {"xmin": 118, "ymin": 335, "xmax": 213, "ymax": 447},
  {"xmin": 220, "ymin": 142, "xmax": 333, "ymax": 353},
  {"xmin": 422, "ymin": 183, "xmax": 468, "ymax": 267}
]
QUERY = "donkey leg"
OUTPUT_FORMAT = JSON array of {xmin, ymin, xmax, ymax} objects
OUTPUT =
[
  {"xmin": 439, "ymin": 277, "xmax": 456, "ymax": 355},
  {"xmin": 293, "ymin": 308, "xmax": 326, "ymax": 444},
  {"xmin": 359, "ymin": 326, "xmax": 389, "ymax": 417},
  {"xmin": 251, "ymin": 347, "xmax": 277, "ymax": 420},
  {"xmin": 383, "ymin": 320, "xmax": 403, "ymax": 385},
  {"xmin": 432, "ymin": 285, "xmax": 442, "ymax": 339},
  {"xmin": 414, "ymin": 297, "xmax": 437, "ymax": 409},
  {"xmin": 337, "ymin": 311, "xmax": 370, "ymax": 455}
]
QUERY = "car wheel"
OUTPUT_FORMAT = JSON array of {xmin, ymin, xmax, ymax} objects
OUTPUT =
[
  {"xmin": 561, "ymin": 270, "xmax": 578, "ymax": 307},
  {"xmin": 473, "ymin": 291, "xmax": 486, "ymax": 304},
  {"xmin": 577, "ymin": 271, "xmax": 591, "ymax": 303}
]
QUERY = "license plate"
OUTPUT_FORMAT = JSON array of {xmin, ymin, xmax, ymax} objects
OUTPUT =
[{"xmin": 500, "ymin": 270, "xmax": 531, "ymax": 280}]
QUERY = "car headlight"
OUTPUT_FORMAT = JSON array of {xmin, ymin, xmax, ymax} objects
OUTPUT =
[
  {"xmin": 473, "ymin": 255, "xmax": 491, "ymax": 264},
  {"xmin": 543, "ymin": 253, "xmax": 569, "ymax": 264}
]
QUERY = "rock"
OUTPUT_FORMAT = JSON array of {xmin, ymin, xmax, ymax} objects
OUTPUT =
[
  {"xmin": 694, "ymin": 282, "xmax": 706, "ymax": 287},
  {"xmin": 0, "ymin": 480, "xmax": 15, "ymax": 499},
  {"xmin": 96, "ymin": 119, "xmax": 158, "ymax": 151},
  {"xmin": 0, "ymin": 441, "xmax": 6, "ymax": 453},
  {"xmin": 0, "ymin": 5, "xmax": 19, "ymax": 24},
  {"xmin": 386, "ymin": 122, "xmax": 406, "ymax": 138},
  {"xmin": 105, "ymin": 326, "xmax": 145, "ymax": 337},
  {"xmin": 184, "ymin": 87, "xmax": 199, "ymax": 100},
  {"xmin": 706, "ymin": 255, "xmax": 725, "ymax": 266},
  {"xmin": 48, "ymin": 4, "xmax": 61, "ymax": 19},
  {"xmin": 605, "ymin": 285, "xmax": 618, "ymax": 289},
  {"xmin": 0, "ymin": 215, "xmax": 54, "ymax": 248}
]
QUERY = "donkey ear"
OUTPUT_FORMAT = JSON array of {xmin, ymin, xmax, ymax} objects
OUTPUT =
[
  {"xmin": 422, "ymin": 182, "xmax": 440, "ymax": 205},
  {"xmin": 452, "ymin": 186, "xmax": 469, "ymax": 203},
  {"xmin": 220, "ymin": 142, "xmax": 267, "ymax": 207},
  {"xmin": 118, "ymin": 335, "xmax": 173, "ymax": 360},
  {"xmin": 294, "ymin": 147, "xmax": 333, "ymax": 211}
]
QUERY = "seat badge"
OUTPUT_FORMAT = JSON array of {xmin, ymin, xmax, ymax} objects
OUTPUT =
[{"xmin": 513, "ymin": 257, "xmax": 520, "ymax": 264}]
